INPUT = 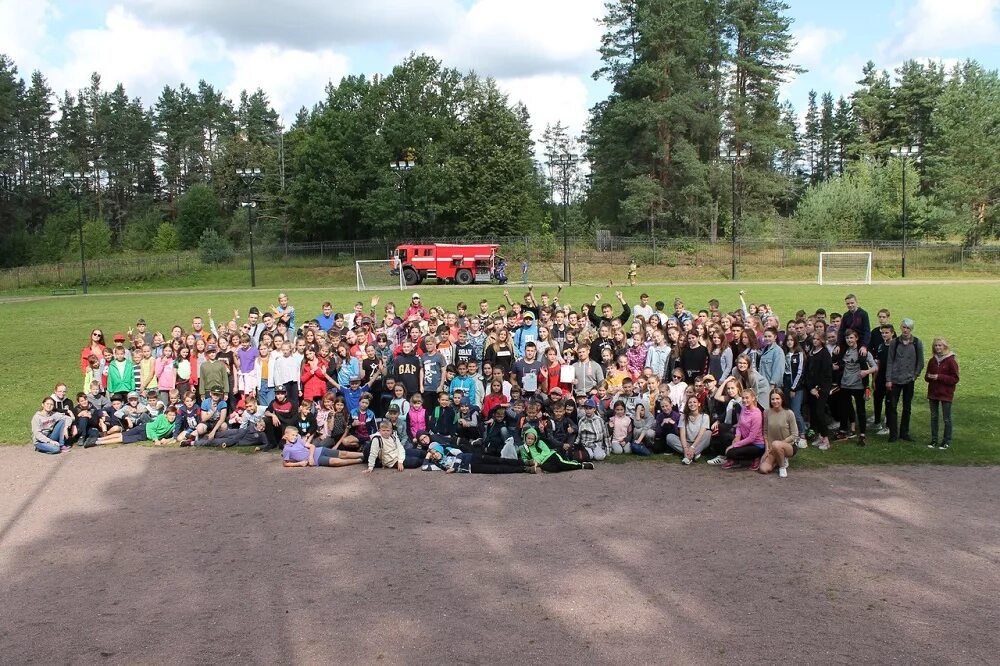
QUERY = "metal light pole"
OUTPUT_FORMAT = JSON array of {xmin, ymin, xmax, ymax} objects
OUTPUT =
[
  {"xmin": 551, "ymin": 153, "xmax": 577, "ymax": 284},
  {"xmin": 890, "ymin": 146, "xmax": 919, "ymax": 278},
  {"xmin": 236, "ymin": 168, "xmax": 262, "ymax": 288},
  {"xmin": 720, "ymin": 146, "xmax": 748, "ymax": 281},
  {"xmin": 63, "ymin": 171, "xmax": 90, "ymax": 294},
  {"xmin": 389, "ymin": 159, "xmax": 415, "ymax": 239}
]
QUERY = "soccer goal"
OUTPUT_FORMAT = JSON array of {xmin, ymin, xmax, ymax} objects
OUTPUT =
[
  {"xmin": 356, "ymin": 259, "xmax": 404, "ymax": 291},
  {"xmin": 818, "ymin": 251, "xmax": 873, "ymax": 285}
]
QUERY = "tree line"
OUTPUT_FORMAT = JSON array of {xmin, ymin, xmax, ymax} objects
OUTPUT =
[
  {"xmin": 585, "ymin": 0, "xmax": 1000, "ymax": 246},
  {"xmin": 1, "ymin": 0, "xmax": 998, "ymax": 269}
]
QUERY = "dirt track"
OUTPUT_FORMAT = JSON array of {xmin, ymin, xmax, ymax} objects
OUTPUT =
[{"xmin": 1, "ymin": 446, "xmax": 997, "ymax": 665}]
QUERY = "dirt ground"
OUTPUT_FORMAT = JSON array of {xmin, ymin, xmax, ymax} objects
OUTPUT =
[{"xmin": 0, "ymin": 446, "xmax": 997, "ymax": 665}]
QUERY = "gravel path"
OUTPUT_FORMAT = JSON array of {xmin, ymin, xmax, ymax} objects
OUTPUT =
[{"xmin": 0, "ymin": 446, "xmax": 997, "ymax": 665}]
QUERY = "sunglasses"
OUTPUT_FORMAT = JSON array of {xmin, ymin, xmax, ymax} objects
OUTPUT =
[{"xmin": 92, "ymin": 332, "xmax": 102, "ymax": 337}]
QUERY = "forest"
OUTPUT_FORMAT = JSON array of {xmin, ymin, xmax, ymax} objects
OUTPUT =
[{"xmin": 0, "ymin": 0, "xmax": 998, "ymax": 269}]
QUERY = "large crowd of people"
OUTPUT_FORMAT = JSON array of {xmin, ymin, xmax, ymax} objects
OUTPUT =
[{"xmin": 31, "ymin": 287, "xmax": 960, "ymax": 477}]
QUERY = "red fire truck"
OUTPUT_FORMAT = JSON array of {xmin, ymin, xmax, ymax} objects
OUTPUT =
[{"xmin": 392, "ymin": 243, "xmax": 501, "ymax": 285}]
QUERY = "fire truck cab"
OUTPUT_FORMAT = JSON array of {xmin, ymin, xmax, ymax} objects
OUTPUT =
[{"xmin": 393, "ymin": 243, "xmax": 500, "ymax": 286}]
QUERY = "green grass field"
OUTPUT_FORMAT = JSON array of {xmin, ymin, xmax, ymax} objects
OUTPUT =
[{"xmin": 3, "ymin": 282, "xmax": 998, "ymax": 466}]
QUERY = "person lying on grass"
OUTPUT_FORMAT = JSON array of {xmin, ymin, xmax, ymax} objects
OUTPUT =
[
  {"xmin": 199, "ymin": 418, "xmax": 269, "ymax": 448},
  {"xmin": 518, "ymin": 427, "xmax": 594, "ymax": 473},
  {"xmin": 280, "ymin": 425, "xmax": 364, "ymax": 468},
  {"xmin": 92, "ymin": 406, "xmax": 178, "ymax": 447},
  {"xmin": 422, "ymin": 442, "xmax": 533, "ymax": 474}
]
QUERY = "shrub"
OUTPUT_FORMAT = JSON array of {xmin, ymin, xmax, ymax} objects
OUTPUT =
[{"xmin": 198, "ymin": 228, "xmax": 234, "ymax": 264}]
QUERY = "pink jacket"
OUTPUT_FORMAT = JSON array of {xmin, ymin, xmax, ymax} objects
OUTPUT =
[
  {"xmin": 407, "ymin": 405, "xmax": 427, "ymax": 440},
  {"xmin": 733, "ymin": 405, "xmax": 764, "ymax": 447},
  {"xmin": 154, "ymin": 356, "xmax": 177, "ymax": 391}
]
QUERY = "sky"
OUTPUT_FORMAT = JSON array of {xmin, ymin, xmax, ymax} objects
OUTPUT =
[{"xmin": 1, "ymin": 0, "xmax": 999, "ymax": 145}]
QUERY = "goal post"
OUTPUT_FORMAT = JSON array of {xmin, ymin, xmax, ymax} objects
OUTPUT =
[
  {"xmin": 818, "ymin": 251, "xmax": 873, "ymax": 285},
  {"xmin": 356, "ymin": 259, "xmax": 404, "ymax": 291}
]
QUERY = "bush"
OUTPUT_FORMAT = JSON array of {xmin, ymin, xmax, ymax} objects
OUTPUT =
[
  {"xmin": 123, "ymin": 210, "xmax": 163, "ymax": 252},
  {"xmin": 152, "ymin": 223, "xmax": 179, "ymax": 253},
  {"xmin": 198, "ymin": 228, "xmax": 234, "ymax": 264},
  {"xmin": 177, "ymin": 184, "xmax": 222, "ymax": 246}
]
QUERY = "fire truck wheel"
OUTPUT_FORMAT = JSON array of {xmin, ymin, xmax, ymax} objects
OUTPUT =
[
  {"xmin": 455, "ymin": 268, "xmax": 474, "ymax": 285},
  {"xmin": 403, "ymin": 267, "xmax": 419, "ymax": 285}
]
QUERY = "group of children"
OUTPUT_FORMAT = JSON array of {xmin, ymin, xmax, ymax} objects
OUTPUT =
[{"xmin": 32, "ymin": 287, "xmax": 959, "ymax": 479}]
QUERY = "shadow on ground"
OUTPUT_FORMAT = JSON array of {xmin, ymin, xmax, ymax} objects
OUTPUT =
[{"xmin": 0, "ymin": 446, "xmax": 998, "ymax": 665}]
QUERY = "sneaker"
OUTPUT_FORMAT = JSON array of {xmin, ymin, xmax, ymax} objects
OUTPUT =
[
  {"xmin": 681, "ymin": 457, "xmax": 691, "ymax": 465},
  {"xmin": 524, "ymin": 462, "xmax": 540, "ymax": 474},
  {"xmin": 834, "ymin": 431, "xmax": 850, "ymax": 441},
  {"xmin": 750, "ymin": 457, "xmax": 761, "ymax": 471},
  {"xmin": 928, "ymin": 442, "xmax": 938, "ymax": 449},
  {"xmin": 795, "ymin": 436, "xmax": 807, "ymax": 449},
  {"xmin": 706, "ymin": 455, "xmax": 726, "ymax": 465},
  {"xmin": 818, "ymin": 438, "xmax": 831, "ymax": 451},
  {"xmin": 59, "ymin": 445, "xmax": 71, "ymax": 452},
  {"xmin": 938, "ymin": 443, "xmax": 950, "ymax": 450},
  {"xmin": 778, "ymin": 467, "xmax": 787, "ymax": 478},
  {"xmin": 582, "ymin": 461, "xmax": 596, "ymax": 470},
  {"xmin": 857, "ymin": 434, "xmax": 867, "ymax": 447},
  {"xmin": 876, "ymin": 426, "xmax": 890, "ymax": 436},
  {"xmin": 721, "ymin": 459, "xmax": 735, "ymax": 469},
  {"xmin": 694, "ymin": 454, "xmax": 702, "ymax": 461},
  {"xmin": 83, "ymin": 435, "xmax": 98, "ymax": 448},
  {"xmin": 781, "ymin": 459, "xmax": 789, "ymax": 469}
]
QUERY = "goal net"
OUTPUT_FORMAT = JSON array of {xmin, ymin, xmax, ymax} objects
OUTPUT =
[
  {"xmin": 818, "ymin": 252, "xmax": 872, "ymax": 285},
  {"xmin": 356, "ymin": 259, "xmax": 404, "ymax": 291}
]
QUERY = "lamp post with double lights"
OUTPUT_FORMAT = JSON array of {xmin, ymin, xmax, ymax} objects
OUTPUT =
[
  {"xmin": 63, "ymin": 171, "xmax": 90, "ymax": 294},
  {"xmin": 889, "ymin": 145, "xmax": 920, "ymax": 278},
  {"xmin": 389, "ymin": 158, "xmax": 415, "ymax": 239},
  {"xmin": 236, "ymin": 167, "xmax": 262, "ymax": 288},
  {"xmin": 550, "ymin": 152, "xmax": 578, "ymax": 284},
  {"xmin": 720, "ymin": 146, "xmax": 749, "ymax": 281}
]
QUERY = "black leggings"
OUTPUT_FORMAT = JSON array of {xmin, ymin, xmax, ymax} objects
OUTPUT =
[
  {"xmin": 726, "ymin": 444, "xmax": 763, "ymax": 461},
  {"xmin": 540, "ymin": 455, "xmax": 583, "ymax": 472},
  {"xmin": 807, "ymin": 392, "xmax": 828, "ymax": 437},
  {"xmin": 839, "ymin": 388, "xmax": 866, "ymax": 435},
  {"xmin": 470, "ymin": 455, "xmax": 525, "ymax": 474}
]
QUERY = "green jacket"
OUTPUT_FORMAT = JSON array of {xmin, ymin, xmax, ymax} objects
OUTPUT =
[
  {"xmin": 518, "ymin": 427, "xmax": 556, "ymax": 465},
  {"xmin": 107, "ymin": 358, "xmax": 136, "ymax": 394},
  {"xmin": 144, "ymin": 414, "xmax": 174, "ymax": 441}
]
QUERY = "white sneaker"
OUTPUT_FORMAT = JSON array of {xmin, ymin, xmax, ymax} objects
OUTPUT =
[
  {"xmin": 781, "ymin": 459, "xmax": 789, "ymax": 469},
  {"xmin": 876, "ymin": 426, "xmax": 890, "ymax": 436},
  {"xmin": 681, "ymin": 456, "xmax": 691, "ymax": 465},
  {"xmin": 796, "ymin": 436, "xmax": 807, "ymax": 449},
  {"xmin": 778, "ymin": 467, "xmax": 788, "ymax": 478},
  {"xmin": 706, "ymin": 455, "xmax": 726, "ymax": 465}
]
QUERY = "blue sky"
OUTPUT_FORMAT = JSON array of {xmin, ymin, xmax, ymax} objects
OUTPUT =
[{"xmin": 1, "ymin": 0, "xmax": 998, "ymax": 142}]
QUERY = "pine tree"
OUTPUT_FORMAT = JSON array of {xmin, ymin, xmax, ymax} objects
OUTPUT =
[{"xmin": 803, "ymin": 90, "xmax": 819, "ymax": 184}]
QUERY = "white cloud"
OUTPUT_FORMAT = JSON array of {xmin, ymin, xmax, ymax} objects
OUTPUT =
[
  {"xmin": 497, "ymin": 74, "xmax": 590, "ymax": 151},
  {"xmin": 440, "ymin": 0, "xmax": 604, "ymax": 78},
  {"xmin": 791, "ymin": 26, "xmax": 844, "ymax": 70},
  {"xmin": 891, "ymin": 0, "xmax": 1000, "ymax": 58},
  {"xmin": 224, "ymin": 45, "xmax": 350, "ymax": 123},
  {"xmin": 0, "ymin": 0, "xmax": 56, "ymax": 73},
  {"xmin": 49, "ymin": 6, "xmax": 223, "ymax": 104},
  {"xmin": 125, "ymin": 0, "xmax": 464, "ymax": 50}
]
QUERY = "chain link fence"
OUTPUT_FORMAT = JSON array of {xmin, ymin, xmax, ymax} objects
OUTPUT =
[{"xmin": 3, "ymin": 236, "xmax": 999, "ymax": 292}]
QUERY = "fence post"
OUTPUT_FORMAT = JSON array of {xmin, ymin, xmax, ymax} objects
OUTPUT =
[{"xmin": 15, "ymin": 266, "xmax": 20, "ymax": 289}]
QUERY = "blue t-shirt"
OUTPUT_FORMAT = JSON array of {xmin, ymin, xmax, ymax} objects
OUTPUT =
[
  {"xmin": 422, "ymin": 352, "xmax": 445, "ymax": 392},
  {"xmin": 316, "ymin": 312, "xmax": 336, "ymax": 332},
  {"xmin": 200, "ymin": 399, "xmax": 228, "ymax": 422}
]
